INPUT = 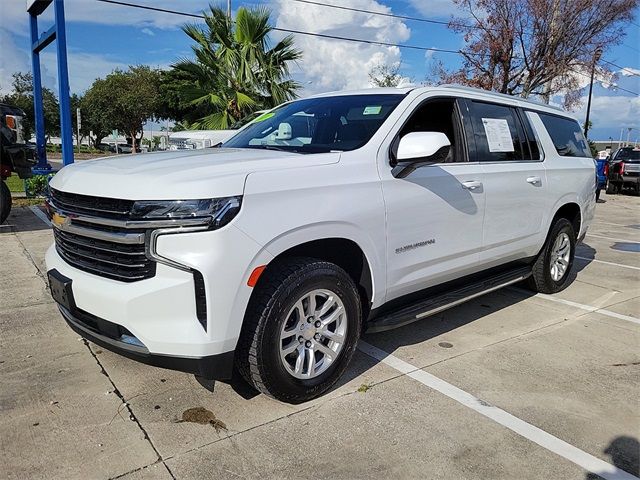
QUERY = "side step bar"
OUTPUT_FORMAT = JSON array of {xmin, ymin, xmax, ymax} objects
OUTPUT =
[{"xmin": 366, "ymin": 266, "xmax": 532, "ymax": 333}]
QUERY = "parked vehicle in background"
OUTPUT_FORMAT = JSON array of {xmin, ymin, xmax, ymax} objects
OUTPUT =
[
  {"xmin": 595, "ymin": 157, "xmax": 609, "ymax": 200},
  {"xmin": 0, "ymin": 103, "xmax": 36, "ymax": 223},
  {"xmin": 44, "ymin": 86, "xmax": 595, "ymax": 403},
  {"xmin": 607, "ymin": 147, "xmax": 640, "ymax": 194},
  {"xmin": 169, "ymin": 110, "xmax": 267, "ymax": 150}
]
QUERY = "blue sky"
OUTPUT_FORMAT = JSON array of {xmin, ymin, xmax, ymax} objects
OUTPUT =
[{"xmin": 0, "ymin": 0, "xmax": 638, "ymax": 141}]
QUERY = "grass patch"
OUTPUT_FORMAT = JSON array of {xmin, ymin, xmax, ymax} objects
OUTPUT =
[
  {"xmin": 13, "ymin": 198, "xmax": 44, "ymax": 207},
  {"xmin": 357, "ymin": 383, "xmax": 372, "ymax": 393},
  {"xmin": 4, "ymin": 175, "xmax": 25, "ymax": 193}
]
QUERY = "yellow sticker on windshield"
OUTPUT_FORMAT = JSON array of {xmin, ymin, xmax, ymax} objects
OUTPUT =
[
  {"xmin": 253, "ymin": 112, "xmax": 275, "ymax": 123},
  {"xmin": 363, "ymin": 106, "xmax": 382, "ymax": 115}
]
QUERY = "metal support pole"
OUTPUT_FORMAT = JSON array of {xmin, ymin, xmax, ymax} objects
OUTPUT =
[
  {"xmin": 54, "ymin": 0, "xmax": 74, "ymax": 167},
  {"xmin": 29, "ymin": 14, "xmax": 48, "ymax": 171},
  {"xmin": 584, "ymin": 48, "xmax": 602, "ymax": 139}
]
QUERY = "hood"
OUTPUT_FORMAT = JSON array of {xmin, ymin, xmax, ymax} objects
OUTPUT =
[{"xmin": 50, "ymin": 148, "xmax": 340, "ymax": 200}]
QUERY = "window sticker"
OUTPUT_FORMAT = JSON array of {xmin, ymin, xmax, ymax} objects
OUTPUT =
[
  {"xmin": 253, "ymin": 112, "xmax": 275, "ymax": 123},
  {"xmin": 363, "ymin": 106, "xmax": 382, "ymax": 115},
  {"xmin": 481, "ymin": 118, "xmax": 515, "ymax": 152}
]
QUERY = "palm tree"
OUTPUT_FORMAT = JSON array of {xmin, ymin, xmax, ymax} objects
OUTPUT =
[{"xmin": 174, "ymin": 6, "xmax": 302, "ymax": 130}]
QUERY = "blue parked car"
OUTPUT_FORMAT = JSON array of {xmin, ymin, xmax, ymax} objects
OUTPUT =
[{"xmin": 594, "ymin": 157, "xmax": 609, "ymax": 201}]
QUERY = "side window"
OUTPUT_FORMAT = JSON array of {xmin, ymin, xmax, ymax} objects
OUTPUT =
[
  {"xmin": 537, "ymin": 113, "xmax": 591, "ymax": 158},
  {"xmin": 397, "ymin": 98, "xmax": 464, "ymax": 163},
  {"xmin": 468, "ymin": 101, "xmax": 526, "ymax": 161},
  {"xmin": 519, "ymin": 110, "xmax": 541, "ymax": 160}
]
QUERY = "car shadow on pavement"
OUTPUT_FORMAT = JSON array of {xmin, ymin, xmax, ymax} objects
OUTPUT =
[
  {"xmin": 1, "ymin": 205, "xmax": 50, "ymax": 233},
  {"xmin": 574, "ymin": 242, "xmax": 598, "ymax": 273},
  {"xmin": 585, "ymin": 436, "xmax": 640, "ymax": 479}
]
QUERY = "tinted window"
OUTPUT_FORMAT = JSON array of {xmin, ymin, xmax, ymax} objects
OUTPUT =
[
  {"xmin": 224, "ymin": 94, "xmax": 404, "ymax": 154},
  {"xmin": 519, "ymin": 110, "xmax": 541, "ymax": 160},
  {"xmin": 613, "ymin": 147, "xmax": 640, "ymax": 162},
  {"xmin": 538, "ymin": 113, "xmax": 591, "ymax": 158},
  {"xmin": 468, "ymin": 101, "xmax": 527, "ymax": 161}
]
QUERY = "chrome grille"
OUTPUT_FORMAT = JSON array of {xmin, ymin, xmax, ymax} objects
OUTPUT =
[{"xmin": 49, "ymin": 190, "xmax": 155, "ymax": 282}]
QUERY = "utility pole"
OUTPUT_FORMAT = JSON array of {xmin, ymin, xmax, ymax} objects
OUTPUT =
[{"xmin": 584, "ymin": 47, "xmax": 603, "ymax": 139}]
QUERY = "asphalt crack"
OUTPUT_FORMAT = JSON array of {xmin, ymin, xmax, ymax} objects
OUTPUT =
[{"xmin": 82, "ymin": 341, "xmax": 177, "ymax": 480}]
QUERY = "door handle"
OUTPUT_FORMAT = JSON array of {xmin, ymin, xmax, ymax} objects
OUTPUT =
[
  {"xmin": 526, "ymin": 176, "xmax": 542, "ymax": 185},
  {"xmin": 461, "ymin": 180, "xmax": 482, "ymax": 191}
]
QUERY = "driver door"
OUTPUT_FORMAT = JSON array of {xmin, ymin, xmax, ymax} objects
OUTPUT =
[{"xmin": 381, "ymin": 97, "xmax": 486, "ymax": 301}]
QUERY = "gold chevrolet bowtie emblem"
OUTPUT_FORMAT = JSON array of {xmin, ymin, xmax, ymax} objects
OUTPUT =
[{"xmin": 51, "ymin": 212, "xmax": 68, "ymax": 228}]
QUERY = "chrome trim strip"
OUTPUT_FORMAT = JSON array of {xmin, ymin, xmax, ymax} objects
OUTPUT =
[
  {"xmin": 48, "ymin": 199, "xmax": 212, "ymax": 229},
  {"xmin": 146, "ymin": 226, "xmax": 209, "ymax": 272},
  {"xmin": 52, "ymin": 221, "xmax": 145, "ymax": 244},
  {"xmin": 414, "ymin": 274, "xmax": 529, "ymax": 319}
]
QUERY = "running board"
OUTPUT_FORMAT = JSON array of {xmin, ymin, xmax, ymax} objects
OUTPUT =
[{"xmin": 366, "ymin": 266, "xmax": 532, "ymax": 333}]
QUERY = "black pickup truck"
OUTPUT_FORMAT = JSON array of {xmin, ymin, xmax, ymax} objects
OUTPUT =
[
  {"xmin": 0, "ymin": 103, "xmax": 36, "ymax": 223},
  {"xmin": 606, "ymin": 147, "xmax": 640, "ymax": 195}
]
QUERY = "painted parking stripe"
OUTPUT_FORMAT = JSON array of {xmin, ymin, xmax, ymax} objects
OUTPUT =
[
  {"xmin": 29, "ymin": 205, "xmax": 52, "ymax": 227},
  {"xmin": 358, "ymin": 340, "xmax": 639, "ymax": 480},
  {"xmin": 574, "ymin": 256, "xmax": 640, "ymax": 271},
  {"xmin": 531, "ymin": 292, "xmax": 640, "ymax": 325},
  {"xmin": 587, "ymin": 233, "xmax": 640, "ymax": 244}
]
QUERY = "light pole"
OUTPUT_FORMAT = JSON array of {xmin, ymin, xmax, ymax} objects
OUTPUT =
[{"xmin": 584, "ymin": 47, "xmax": 603, "ymax": 139}]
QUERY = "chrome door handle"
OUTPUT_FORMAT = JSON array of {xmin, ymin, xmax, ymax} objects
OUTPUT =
[
  {"xmin": 461, "ymin": 180, "xmax": 482, "ymax": 191},
  {"xmin": 526, "ymin": 176, "xmax": 542, "ymax": 185}
]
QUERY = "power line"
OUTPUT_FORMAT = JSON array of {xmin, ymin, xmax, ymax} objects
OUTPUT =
[
  {"xmin": 94, "ymin": 0, "xmax": 639, "ymax": 96},
  {"xmin": 600, "ymin": 59, "xmax": 640, "ymax": 78}
]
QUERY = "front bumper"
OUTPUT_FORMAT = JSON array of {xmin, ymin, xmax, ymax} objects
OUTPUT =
[{"xmin": 59, "ymin": 303, "xmax": 234, "ymax": 379}]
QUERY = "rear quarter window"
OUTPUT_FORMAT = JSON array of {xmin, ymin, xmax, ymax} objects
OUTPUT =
[{"xmin": 537, "ymin": 113, "xmax": 591, "ymax": 158}]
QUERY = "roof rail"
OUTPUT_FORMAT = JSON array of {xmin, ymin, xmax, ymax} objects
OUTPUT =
[{"xmin": 438, "ymin": 84, "xmax": 564, "ymax": 112}]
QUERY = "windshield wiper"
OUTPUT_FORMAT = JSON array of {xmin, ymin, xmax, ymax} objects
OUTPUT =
[{"xmin": 257, "ymin": 145, "xmax": 298, "ymax": 153}]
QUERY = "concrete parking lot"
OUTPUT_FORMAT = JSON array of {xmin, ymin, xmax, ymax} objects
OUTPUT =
[{"xmin": 1, "ymin": 192, "xmax": 638, "ymax": 480}]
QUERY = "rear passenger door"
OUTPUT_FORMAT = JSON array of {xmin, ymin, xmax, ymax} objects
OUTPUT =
[{"xmin": 464, "ymin": 100, "xmax": 548, "ymax": 265}]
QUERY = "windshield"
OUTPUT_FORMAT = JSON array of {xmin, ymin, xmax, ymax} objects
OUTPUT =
[
  {"xmin": 223, "ymin": 94, "xmax": 405, "ymax": 154},
  {"xmin": 613, "ymin": 148, "xmax": 640, "ymax": 162},
  {"xmin": 229, "ymin": 111, "xmax": 265, "ymax": 130}
]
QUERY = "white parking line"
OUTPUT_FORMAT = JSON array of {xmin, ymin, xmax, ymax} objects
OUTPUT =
[
  {"xmin": 575, "ymin": 256, "xmax": 640, "ymax": 271},
  {"xmin": 531, "ymin": 293, "xmax": 640, "ymax": 325},
  {"xmin": 29, "ymin": 205, "xmax": 51, "ymax": 227},
  {"xmin": 358, "ymin": 340, "xmax": 640, "ymax": 480},
  {"xmin": 587, "ymin": 233, "xmax": 639, "ymax": 244}
]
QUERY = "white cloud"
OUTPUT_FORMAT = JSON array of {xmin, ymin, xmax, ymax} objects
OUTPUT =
[
  {"xmin": 574, "ymin": 94, "xmax": 640, "ymax": 131},
  {"xmin": 272, "ymin": 0, "xmax": 411, "ymax": 93},
  {"xmin": 0, "ymin": 0, "xmax": 208, "ymax": 35},
  {"xmin": 141, "ymin": 28, "xmax": 155, "ymax": 36},
  {"xmin": 620, "ymin": 67, "xmax": 640, "ymax": 77},
  {"xmin": 0, "ymin": 29, "xmax": 34, "ymax": 95}
]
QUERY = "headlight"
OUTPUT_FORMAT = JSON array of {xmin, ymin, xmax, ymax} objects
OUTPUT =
[{"xmin": 130, "ymin": 196, "xmax": 242, "ymax": 229}]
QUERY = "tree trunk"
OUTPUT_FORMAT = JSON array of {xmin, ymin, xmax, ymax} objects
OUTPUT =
[{"xmin": 130, "ymin": 130, "xmax": 137, "ymax": 154}]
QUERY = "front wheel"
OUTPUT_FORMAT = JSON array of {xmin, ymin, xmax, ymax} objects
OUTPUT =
[
  {"xmin": 236, "ymin": 257, "xmax": 362, "ymax": 403},
  {"xmin": 527, "ymin": 218, "xmax": 576, "ymax": 294},
  {"xmin": 0, "ymin": 180, "xmax": 11, "ymax": 224},
  {"xmin": 606, "ymin": 182, "xmax": 619, "ymax": 194}
]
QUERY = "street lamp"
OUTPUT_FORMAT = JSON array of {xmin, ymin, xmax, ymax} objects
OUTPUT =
[{"xmin": 584, "ymin": 47, "xmax": 603, "ymax": 139}]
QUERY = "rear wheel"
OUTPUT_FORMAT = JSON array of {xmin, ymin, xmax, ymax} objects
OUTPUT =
[
  {"xmin": 527, "ymin": 218, "xmax": 576, "ymax": 294},
  {"xmin": 0, "ymin": 180, "xmax": 11, "ymax": 224},
  {"xmin": 606, "ymin": 182, "xmax": 619, "ymax": 194},
  {"xmin": 236, "ymin": 257, "xmax": 362, "ymax": 403}
]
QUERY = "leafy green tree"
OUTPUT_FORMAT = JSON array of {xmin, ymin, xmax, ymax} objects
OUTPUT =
[
  {"xmin": 1, "ymin": 72, "xmax": 60, "ymax": 141},
  {"xmin": 81, "ymin": 66, "xmax": 162, "ymax": 152},
  {"xmin": 172, "ymin": 6, "xmax": 302, "ymax": 129}
]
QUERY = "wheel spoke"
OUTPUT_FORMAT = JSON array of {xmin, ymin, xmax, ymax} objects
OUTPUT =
[
  {"xmin": 315, "ymin": 342, "xmax": 335, "ymax": 360},
  {"xmin": 280, "ymin": 328, "xmax": 297, "ymax": 342},
  {"xmin": 320, "ymin": 305, "xmax": 343, "ymax": 326},
  {"xmin": 294, "ymin": 345, "xmax": 305, "ymax": 374},
  {"xmin": 317, "ymin": 295, "xmax": 335, "ymax": 316},
  {"xmin": 320, "ymin": 329, "xmax": 345, "ymax": 344},
  {"xmin": 306, "ymin": 346, "xmax": 315, "ymax": 376},
  {"xmin": 307, "ymin": 294, "xmax": 317, "ymax": 317},
  {"xmin": 281, "ymin": 341, "xmax": 299, "ymax": 357}
]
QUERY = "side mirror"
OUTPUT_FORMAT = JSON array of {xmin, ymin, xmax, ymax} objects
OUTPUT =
[{"xmin": 392, "ymin": 131, "xmax": 451, "ymax": 178}]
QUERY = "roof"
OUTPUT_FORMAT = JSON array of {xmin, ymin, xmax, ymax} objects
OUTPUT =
[{"xmin": 306, "ymin": 85, "xmax": 567, "ymax": 116}]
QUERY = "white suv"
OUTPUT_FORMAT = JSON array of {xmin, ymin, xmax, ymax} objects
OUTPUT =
[{"xmin": 45, "ymin": 86, "xmax": 596, "ymax": 403}]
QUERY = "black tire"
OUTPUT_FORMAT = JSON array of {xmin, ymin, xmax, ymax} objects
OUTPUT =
[
  {"xmin": 236, "ymin": 257, "xmax": 362, "ymax": 403},
  {"xmin": 0, "ymin": 180, "xmax": 11, "ymax": 224},
  {"xmin": 606, "ymin": 182, "xmax": 618, "ymax": 194},
  {"xmin": 526, "ymin": 218, "xmax": 576, "ymax": 294}
]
